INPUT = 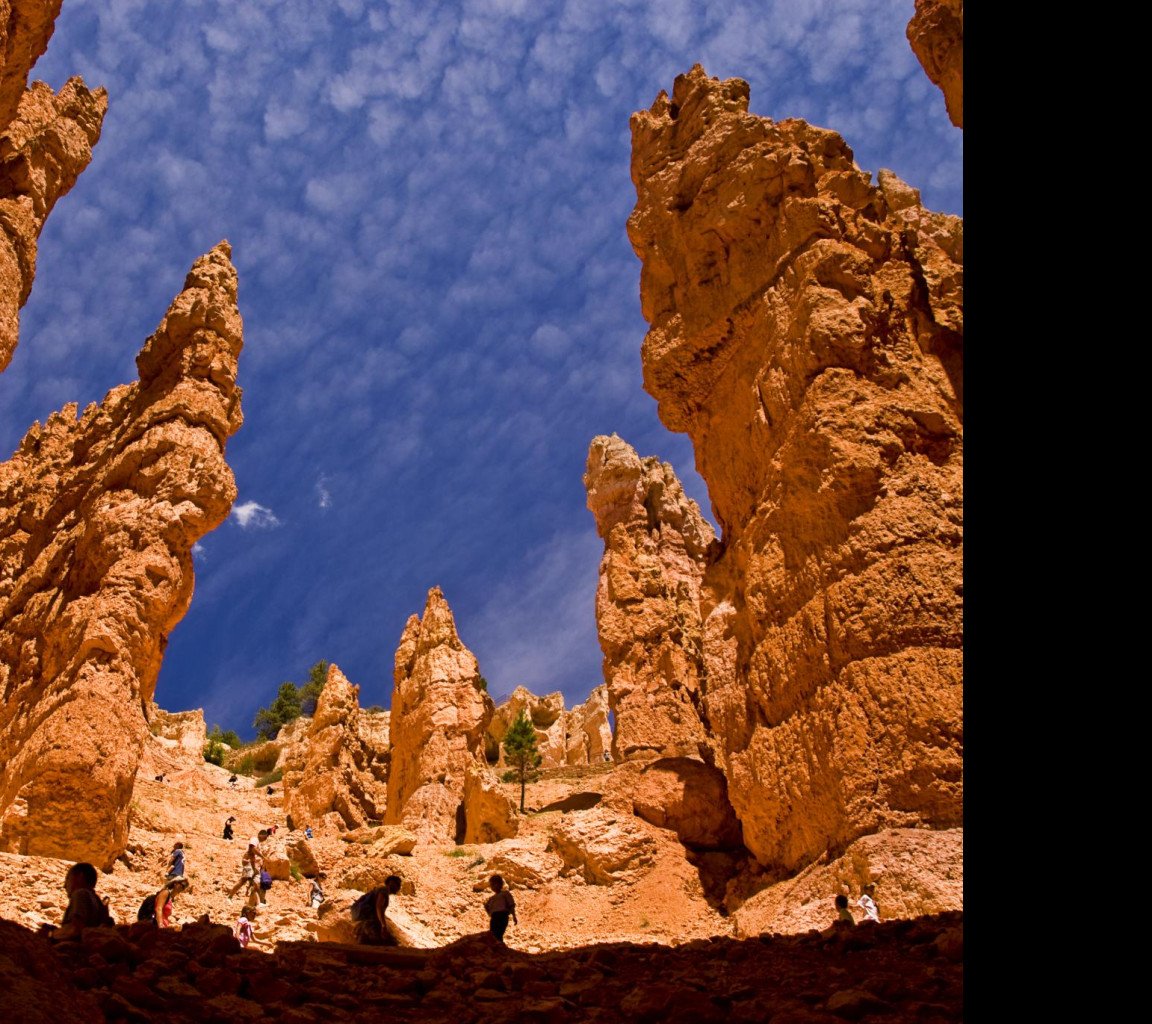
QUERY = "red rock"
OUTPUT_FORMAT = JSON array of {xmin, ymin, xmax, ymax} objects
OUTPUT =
[{"xmin": 907, "ymin": 0, "xmax": 964, "ymax": 128}]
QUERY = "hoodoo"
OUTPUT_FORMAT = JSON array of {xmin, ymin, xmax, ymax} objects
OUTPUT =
[
  {"xmin": 627, "ymin": 67, "xmax": 963, "ymax": 872},
  {"xmin": 0, "ymin": 242, "xmax": 244, "ymax": 869}
]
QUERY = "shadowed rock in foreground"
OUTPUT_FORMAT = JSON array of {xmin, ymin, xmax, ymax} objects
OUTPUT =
[
  {"xmin": 628, "ymin": 67, "xmax": 963, "ymax": 873},
  {"xmin": 0, "ymin": 0, "xmax": 107, "ymax": 373},
  {"xmin": 0, "ymin": 242, "xmax": 244, "ymax": 869},
  {"xmin": 0, "ymin": 911, "xmax": 963, "ymax": 1023}
]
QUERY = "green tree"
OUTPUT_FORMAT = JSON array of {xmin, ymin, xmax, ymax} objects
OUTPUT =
[
  {"xmin": 221, "ymin": 729, "xmax": 242, "ymax": 748},
  {"xmin": 299, "ymin": 660, "xmax": 329, "ymax": 716},
  {"xmin": 500, "ymin": 710, "xmax": 542, "ymax": 813},
  {"xmin": 252, "ymin": 681, "xmax": 304, "ymax": 740},
  {"xmin": 477, "ymin": 675, "xmax": 489, "ymax": 693},
  {"xmin": 203, "ymin": 734, "xmax": 226, "ymax": 766}
]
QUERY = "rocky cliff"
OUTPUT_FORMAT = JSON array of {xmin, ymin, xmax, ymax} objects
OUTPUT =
[
  {"xmin": 0, "ymin": 242, "xmax": 244, "ymax": 869},
  {"xmin": 1, "ymin": 0, "xmax": 106, "ymax": 373},
  {"xmin": 385, "ymin": 587, "xmax": 494, "ymax": 842},
  {"xmin": 584, "ymin": 434, "xmax": 716, "ymax": 761},
  {"xmin": 486, "ymin": 684, "xmax": 614, "ymax": 768},
  {"xmin": 907, "ymin": 0, "xmax": 964, "ymax": 129},
  {"xmin": 627, "ymin": 67, "xmax": 963, "ymax": 872},
  {"xmin": 281, "ymin": 663, "xmax": 390, "ymax": 831}
]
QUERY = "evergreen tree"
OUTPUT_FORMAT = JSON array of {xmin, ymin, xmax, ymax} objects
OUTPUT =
[
  {"xmin": 500, "ymin": 710, "xmax": 543, "ymax": 813},
  {"xmin": 252, "ymin": 681, "xmax": 304, "ymax": 740},
  {"xmin": 299, "ymin": 660, "xmax": 329, "ymax": 716},
  {"xmin": 203, "ymin": 733, "xmax": 226, "ymax": 765}
]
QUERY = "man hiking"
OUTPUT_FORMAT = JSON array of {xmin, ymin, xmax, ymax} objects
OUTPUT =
[{"xmin": 351, "ymin": 875, "xmax": 402, "ymax": 945}]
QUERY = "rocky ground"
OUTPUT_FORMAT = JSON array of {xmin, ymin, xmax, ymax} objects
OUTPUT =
[{"xmin": 2, "ymin": 910, "xmax": 963, "ymax": 1023}]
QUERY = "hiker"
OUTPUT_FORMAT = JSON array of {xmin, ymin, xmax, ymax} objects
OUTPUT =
[
  {"xmin": 858, "ymin": 885, "xmax": 880, "ymax": 923},
  {"xmin": 229, "ymin": 774, "xmax": 238, "ymax": 789},
  {"xmin": 834, "ymin": 894, "xmax": 855, "ymax": 925},
  {"xmin": 235, "ymin": 905, "xmax": 257, "ymax": 949},
  {"xmin": 309, "ymin": 873, "xmax": 325, "ymax": 909},
  {"xmin": 138, "ymin": 877, "xmax": 188, "ymax": 928},
  {"xmin": 42, "ymin": 862, "xmax": 113, "ymax": 942},
  {"xmin": 304, "ymin": 825, "xmax": 314, "ymax": 840},
  {"xmin": 484, "ymin": 874, "xmax": 517, "ymax": 944},
  {"xmin": 154, "ymin": 773, "xmax": 165, "ymax": 783},
  {"xmin": 266, "ymin": 786, "xmax": 275, "ymax": 796},
  {"xmin": 166, "ymin": 842, "xmax": 186, "ymax": 880},
  {"xmin": 268, "ymin": 824, "xmax": 278, "ymax": 836},
  {"xmin": 227, "ymin": 829, "xmax": 269, "ymax": 904},
  {"xmin": 222, "ymin": 816, "xmax": 236, "ymax": 841},
  {"xmin": 351, "ymin": 875, "xmax": 402, "ymax": 945}
]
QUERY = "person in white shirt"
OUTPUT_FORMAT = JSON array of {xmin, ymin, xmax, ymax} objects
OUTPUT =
[
  {"xmin": 484, "ymin": 874, "xmax": 517, "ymax": 943},
  {"xmin": 857, "ymin": 884, "xmax": 880, "ymax": 923}
]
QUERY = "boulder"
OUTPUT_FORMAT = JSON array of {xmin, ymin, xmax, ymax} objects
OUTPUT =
[
  {"xmin": 385, "ymin": 588, "xmax": 493, "ymax": 842},
  {"xmin": 340, "ymin": 825, "xmax": 417, "ymax": 856},
  {"xmin": 0, "ymin": 243, "xmax": 244, "ymax": 869},
  {"xmin": 548, "ymin": 813, "xmax": 657, "ymax": 885},
  {"xmin": 485, "ymin": 842, "xmax": 563, "ymax": 889},
  {"xmin": 462, "ymin": 765, "xmax": 519, "ymax": 844}
]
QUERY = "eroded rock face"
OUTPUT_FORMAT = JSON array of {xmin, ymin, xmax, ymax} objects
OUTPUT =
[
  {"xmin": 1, "ymin": 1, "xmax": 107, "ymax": 373},
  {"xmin": 145, "ymin": 704, "xmax": 207, "ymax": 758},
  {"xmin": 628, "ymin": 67, "xmax": 963, "ymax": 873},
  {"xmin": 626, "ymin": 758, "xmax": 743, "ymax": 851},
  {"xmin": 461, "ymin": 764, "xmax": 519, "ymax": 844},
  {"xmin": 385, "ymin": 587, "xmax": 494, "ymax": 842},
  {"xmin": 0, "ymin": 242, "xmax": 243, "ymax": 868},
  {"xmin": 549, "ymin": 811, "xmax": 657, "ymax": 885},
  {"xmin": 584, "ymin": 434, "xmax": 716, "ymax": 761},
  {"xmin": 907, "ymin": 0, "xmax": 964, "ymax": 128},
  {"xmin": 281, "ymin": 664, "xmax": 390, "ymax": 832},
  {"xmin": 485, "ymin": 685, "xmax": 614, "ymax": 768}
]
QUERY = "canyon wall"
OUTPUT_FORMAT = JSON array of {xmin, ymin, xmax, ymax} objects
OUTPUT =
[
  {"xmin": 385, "ymin": 587, "xmax": 494, "ymax": 842},
  {"xmin": 281, "ymin": 663, "xmax": 390, "ymax": 831},
  {"xmin": 584, "ymin": 434, "xmax": 716, "ymax": 761},
  {"xmin": 1, "ymin": 0, "xmax": 106, "ymax": 373},
  {"xmin": 486, "ymin": 684, "xmax": 614, "ymax": 768},
  {"xmin": 0, "ymin": 242, "xmax": 244, "ymax": 868},
  {"xmin": 907, "ymin": 0, "xmax": 964, "ymax": 129},
  {"xmin": 626, "ymin": 67, "xmax": 963, "ymax": 873}
]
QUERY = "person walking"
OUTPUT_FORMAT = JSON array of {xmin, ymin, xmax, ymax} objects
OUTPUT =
[
  {"xmin": 857, "ymin": 884, "xmax": 880, "ymax": 923},
  {"xmin": 226, "ymin": 830, "xmax": 268, "ymax": 904},
  {"xmin": 222, "ymin": 816, "xmax": 235, "ymax": 841},
  {"xmin": 352, "ymin": 875, "xmax": 402, "ymax": 945},
  {"xmin": 166, "ymin": 842, "xmax": 186, "ymax": 881},
  {"xmin": 138, "ymin": 878, "xmax": 189, "ymax": 928},
  {"xmin": 235, "ymin": 905, "xmax": 257, "ymax": 949},
  {"xmin": 484, "ymin": 875, "xmax": 517, "ymax": 944}
]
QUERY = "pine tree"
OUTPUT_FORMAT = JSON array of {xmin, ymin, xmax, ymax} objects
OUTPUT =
[
  {"xmin": 299, "ymin": 660, "xmax": 329, "ymax": 716},
  {"xmin": 500, "ymin": 710, "xmax": 543, "ymax": 813}
]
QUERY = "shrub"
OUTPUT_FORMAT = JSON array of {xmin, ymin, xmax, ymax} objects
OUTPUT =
[
  {"xmin": 256, "ymin": 768, "xmax": 283, "ymax": 788},
  {"xmin": 477, "ymin": 675, "xmax": 489, "ymax": 692},
  {"xmin": 252, "ymin": 745, "xmax": 280, "ymax": 773},
  {"xmin": 236, "ymin": 755, "xmax": 255, "ymax": 777},
  {"xmin": 365, "ymin": 705, "xmax": 385, "ymax": 714},
  {"xmin": 203, "ymin": 736, "xmax": 226, "ymax": 766},
  {"xmin": 289, "ymin": 863, "xmax": 301, "ymax": 882}
]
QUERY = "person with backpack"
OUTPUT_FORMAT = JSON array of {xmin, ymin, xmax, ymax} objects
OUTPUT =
[
  {"xmin": 351, "ymin": 875, "xmax": 402, "ymax": 945},
  {"xmin": 138, "ymin": 878, "xmax": 189, "ymax": 928},
  {"xmin": 166, "ymin": 842, "xmax": 186, "ymax": 881},
  {"xmin": 222, "ymin": 817, "xmax": 235, "ymax": 841},
  {"xmin": 42, "ymin": 862, "xmax": 114, "ymax": 942}
]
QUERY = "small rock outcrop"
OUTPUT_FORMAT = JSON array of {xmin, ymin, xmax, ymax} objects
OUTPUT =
[
  {"xmin": 281, "ymin": 664, "xmax": 390, "ymax": 831},
  {"xmin": 145, "ymin": 705, "xmax": 207, "ymax": 758},
  {"xmin": 1, "ymin": 1, "xmax": 107, "ymax": 373},
  {"xmin": 485, "ymin": 685, "xmax": 614, "ymax": 768},
  {"xmin": 461, "ymin": 764, "xmax": 519, "ymax": 844},
  {"xmin": 907, "ymin": 0, "xmax": 964, "ymax": 128},
  {"xmin": 549, "ymin": 811, "xmax": 657, "ymax": 885},
  {"xmin": 628, "ymin": 67, "xmax": 963, "ymax": 873},
  {"xmin": 585, "ymin": 434, "xmax": 716, "ymax": 761},
  {"xmin": 385, "ymin": 587, "xmax": 494, "ymax": 842},
  {"xmin": 626, "ymin": 758, "xmax": 743, "ymax": 851},
  {"xmin": 0, "ymin": 242, "xmax": 244, "ymax": 868}
]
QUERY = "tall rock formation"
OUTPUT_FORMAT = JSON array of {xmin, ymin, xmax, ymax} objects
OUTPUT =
[
  {"xmin": 907, "ymin": 0, "xmax": 964, "ymax": 128},
  {"xmin": 385, "ymin": 587, "xmax": 494, "ymax": 842},
  {"xmin": 281, "ymin": 664, "xmax": 390, "ymax": 831},
  {"xmin": 627, "ymin": 67, "xmax": 963, "ymax": 872},
  {"xmin": 564, "ymin": 684, "xmax": 613, "ymax": 764},
  {"xmin": 0, "ymin": 242, "xmax": 244, "ymax": 868},
  {"xmin": 584, "ymin": 434, "xmax": 716, "ymax": 761},
  {"xmin": 1, "ymin": 0, "xmax": 107, "ymax": 372}
]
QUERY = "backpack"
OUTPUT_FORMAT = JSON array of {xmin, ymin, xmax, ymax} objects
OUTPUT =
[
  {"xmin": 259, "ymin": 869, "xmax": 273, "ymax": 890},
  {"xmin": 349, "ymin": 890, "xmax": 376, "ymax": 922},
  {"xmin": 137, "ymin": 893, "xmax": 158, "ymax": 922}
]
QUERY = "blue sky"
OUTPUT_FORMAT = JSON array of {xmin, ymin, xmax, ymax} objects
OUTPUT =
[{"xmin": 1, "ymin": 0, "xmax": 962, "ymax": 734}]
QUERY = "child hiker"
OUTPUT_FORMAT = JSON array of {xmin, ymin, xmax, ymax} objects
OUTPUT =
[{"xmin": 484, "ymin": 875, "xmax": 517, "ymax": 944}]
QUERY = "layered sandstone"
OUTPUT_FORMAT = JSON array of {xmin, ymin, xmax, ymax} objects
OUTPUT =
[
  {"xmin": 281, "ymin": 664, "xmax": 390, "ymax": 831},
  {"xmin": 907, "ymin": 0, "xmax": 964, "ymax": 128},
  {"xmin": 628, "ymin": 67, "xmax": 963, "ymax": 872},
  {"xmin": 145, "ymin": 704, "xmax": 207, "ymax": 759},
  {"xmin": 584, "ymin": 434, "xmax": 716, "ymax": 761},
  {"xmin": 1, "ymin": 1, "xmax": 107, "ymax": 373},
  {"xmin": 486, "ymin": 684, "xmax": 613, "ymax": 768},
  {"xmin": 386, "ymin": 587, "xmax": 494, "ymax": 842},
  {"xmin": 0, "ymin": 242, "xmax": 244, "ymax": 868}
]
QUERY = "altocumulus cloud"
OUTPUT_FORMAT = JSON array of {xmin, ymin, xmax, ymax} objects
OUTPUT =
[{"xmin": 231, "ymin": 501, "xmax": 281, "ymax": 529}]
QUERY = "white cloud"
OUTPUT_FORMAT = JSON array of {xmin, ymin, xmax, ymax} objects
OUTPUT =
[
  {"xmin": 231, "ymin": 501, "xmax": 281, "ymax": 529},
  {"xmin": 192, "ymin": 542, "xmax": 206, "ymax": 557},
  {"xmin": 316, "ymin": 476, "xmax": 332, "ymax": 510}
]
